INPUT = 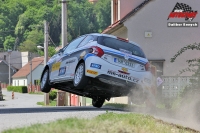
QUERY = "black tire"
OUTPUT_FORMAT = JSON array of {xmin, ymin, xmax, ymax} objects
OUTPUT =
[
  {"xmin": 92, "ymin": 97, "xmax": 105, "ymax": 108},
  {"xmin": 40, "ymin": 69, "xmax": 51, "ymax": 93},
  {"xmin": 73, "ymin": 63, "xmax": 89, "ymax": 89}
]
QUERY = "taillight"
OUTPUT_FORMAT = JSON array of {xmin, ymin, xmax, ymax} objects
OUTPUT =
[
  {"xmin": 145, "ymin": 62, "xmax": 150, "ymax": 71},
  {"xmin": 90, "ymin": 46, "xmax": 104, "ymax": 57}
]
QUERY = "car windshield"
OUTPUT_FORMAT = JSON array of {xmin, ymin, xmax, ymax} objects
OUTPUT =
[{"xmin": 98, "ymin": 36, "xmax": 146, "ymax": 58}]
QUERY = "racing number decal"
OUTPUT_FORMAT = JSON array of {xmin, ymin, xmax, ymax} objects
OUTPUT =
[{"xmin": 52, "ymin": 62, "xmax": 61, "ymax": 71}]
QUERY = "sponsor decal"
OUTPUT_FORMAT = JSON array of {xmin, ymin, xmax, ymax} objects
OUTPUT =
[
  {"xmin": 87, "ymin": 70, "xmax": 98, "ymax": 75},
  {"xmin": 122, "ymin": 67, "xmax": 128, "ymax": 73},
  {"xmin": 119, "ymin": 48, "xmax": 132, "ymax": 55},
  {"xmin": 51, "ymin": 62, "xmax": 61, "ymax": 71},
  {"xmin": 58, "ymin": 67, "xmax": 66, "ymax": 76},
  {"xmin": 167, "ymin": 2, "xmax": 198, "ymax": 27},
  {"xmin": 107, "ymin": 70, "xmax": 139, "ymax": 83},
  {"xmin": 90, "ymin": 63, "xmax": 101, "ymax": 69},
  {"xmin": 66, "ymin": 59, "xmax": 75, "ymax": 64}
]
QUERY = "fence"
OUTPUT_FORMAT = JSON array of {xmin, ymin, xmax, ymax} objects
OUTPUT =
[
  {"xmin": 27, "ymin": 85, "xmax": 41, "ymax": 93},
  {"xmin": 161, "ymin": 76, "xmax": 197, "ymax": 98}
]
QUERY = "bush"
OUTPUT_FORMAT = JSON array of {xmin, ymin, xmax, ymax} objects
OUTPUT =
[
  {"xmin": 7, "ymin": 86, "xmax": 28, "ymax": 93},
  {"xmin": 49, "ymin": 89, "xmax": 57, "ymax": 101}
]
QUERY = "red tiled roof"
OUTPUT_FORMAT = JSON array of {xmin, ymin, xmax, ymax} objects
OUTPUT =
[
  {"xmin": 12, "ymin": 57, "xmax": 45, "ymax": 78},
  {"xmin": 102, "ymin": 0, "xmax": 151, "ymax": 33}
]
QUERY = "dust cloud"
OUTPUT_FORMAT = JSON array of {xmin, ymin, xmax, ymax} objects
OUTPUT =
[{"xmin": 126, "ymin": 85, "xmax": 200, "ymax": 131}]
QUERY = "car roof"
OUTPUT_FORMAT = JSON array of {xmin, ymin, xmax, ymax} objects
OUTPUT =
[{"xmin": 86, "ymin": 33, "xmax": 141, "ymax": 47}]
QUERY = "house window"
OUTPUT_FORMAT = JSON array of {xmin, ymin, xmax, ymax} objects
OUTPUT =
[
  {"xmin": 149, "ymin": 60, "xmax": 164, "ymax": 77},
  {"xmin": 18, "ymin": 80, "xmax": 19, "ymax": 86},
  {"xmin": 24, "ymin": 80, "xmax": 25, "ymax": 86},
  {"xmin": 4, "ymin": 55, "xmax": 6, "ymax": 60}
]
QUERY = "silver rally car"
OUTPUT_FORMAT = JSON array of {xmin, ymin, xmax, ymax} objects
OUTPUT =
[{"xmin": 40, "ymin": 33, "xmax": 153, "ymax": 108}]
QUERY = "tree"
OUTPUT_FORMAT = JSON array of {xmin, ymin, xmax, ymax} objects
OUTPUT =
[
  {"xmin": 95, "ymin": 0, "xmax": 111, "ymax": 32},
  {"xmin": 0, "ymin": 0, "xmax": 111, "ymax": 52},
  {"xmin": 38, "ymin": 46, "xmax": 56, "ymax": 57},
  {"xmin": 3, "ymin": 35, "xmax": 15, "ymax": 50}
]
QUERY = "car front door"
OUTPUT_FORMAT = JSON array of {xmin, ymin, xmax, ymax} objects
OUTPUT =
[{"xmin": 53, "ymin": 36, "xmax": 86, "ymax": 81}]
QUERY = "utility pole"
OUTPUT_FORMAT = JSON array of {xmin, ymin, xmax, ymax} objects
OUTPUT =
[
  {"xmin": 8, "ymin": 50, "xmax": 12, "ymax": 86},
  {"xmin": 29, "ymin": 53, "xmax": 32, "ymax": 91},
  {"xmin": 61, "ymin": 0, "xmax": 67, "ymax": 48},
  {"xmin": 44, "ymin": 20, "xmax": 49, "ymax": 106},
  {"xmin": 8, "ymin": 53, "xmax": 11, "ymax": 86},
  {"xmin": 61, "ymin": 0, "xmax": 69, "ymax": 106}
]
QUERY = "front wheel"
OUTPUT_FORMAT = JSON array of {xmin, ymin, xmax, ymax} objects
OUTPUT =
[
  {"xmin": 73, "ymin": 63, "xmax": 89, "ymax": 89},
  {"xmin": 40, "ymin": 69, "xmax": 51, "ymax": 93},
  {"xmin": 92, "ymin": 97, "xmax": 105, "ymax": 108}
]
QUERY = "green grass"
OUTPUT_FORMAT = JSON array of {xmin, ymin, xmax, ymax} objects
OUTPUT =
[
  {"xmin": 37, "ymin": 100, "xmax": 57, "ymax": 106},
  {"xmin": 29, "ymin": 92, "xmax": 44, "ymax": 95},
  {"xmin": 3, "ymin": 112, "xmax": 199, "ymax": 133}
]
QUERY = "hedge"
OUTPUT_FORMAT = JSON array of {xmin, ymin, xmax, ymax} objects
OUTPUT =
[
  {"xmin": 49, "ymin": 89, "xmax": 57, "ymax": 101},
  {"xmin": 7, "ymin": 86, "xmax": 28, "ymax": 93}
]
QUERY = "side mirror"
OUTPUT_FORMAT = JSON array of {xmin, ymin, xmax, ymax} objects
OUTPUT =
[{"xmin": 59, "ymin": 49, "xmax": 63, "ymax": 53}]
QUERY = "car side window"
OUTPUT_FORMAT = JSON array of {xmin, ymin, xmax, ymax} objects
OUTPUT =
[
  {"xmin": 63, "ymin": 36, "xmax": 85, "ymax": 54},
  {"xmin": 78, "ymin": 35, "xmax": 94, "ymax": 48}
]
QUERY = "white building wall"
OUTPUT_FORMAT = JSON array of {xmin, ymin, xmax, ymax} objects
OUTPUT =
[
  {"xmin": 27, "ymin": 64, "xmax": 44, "ymax": 85},
  {"xmin": 21, "ymin": 52, "xmax": 39, "ymax": 67},
  {"xmin": 12, "ymin": 79, "xmax": 27, "ymax": 86},
  {"xmin": 12, "ymin": 65, "xmax": 43, "ymax": 86},
  {"xmin": 123, "ymin": 0, "xmax": 200, "ymax": 76}
]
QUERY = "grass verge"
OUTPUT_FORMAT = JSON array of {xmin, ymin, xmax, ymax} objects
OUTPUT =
[
  {"xmin": 37, "ymin": 100, "xmax": 56, "ymax": 106},
  {"xmin": 2, "ymin": 112, "xmax": 199, "ymax": 133}
]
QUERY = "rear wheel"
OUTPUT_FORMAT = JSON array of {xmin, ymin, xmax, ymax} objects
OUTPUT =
[
  {"xmin": 92, "ymin": 97, "xmax": 105, "ymax": 108},
  {"xmin": 73, "ymin": 63, "xmax": 89, "ymax": 89},
  {"xmin": 40, "ymin": 69, "xmax": 51, "ymax": 93}
]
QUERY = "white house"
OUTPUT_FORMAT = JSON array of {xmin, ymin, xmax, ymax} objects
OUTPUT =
[
  {"xmin": 12, "ymin": 57, "xmax": 45, "ymax": 86},
  {"xmin": 103, "ymin": 0, "xmax": 200, "ymax": 77},
  {"xmin": 102, "ymin": 0, "xmax": 200, "ymax": 103}
]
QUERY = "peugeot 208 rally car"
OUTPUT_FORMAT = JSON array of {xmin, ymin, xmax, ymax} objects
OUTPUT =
[{"xmin": 40, "ymin": 33, "xmax": 153, "ymax": 108}]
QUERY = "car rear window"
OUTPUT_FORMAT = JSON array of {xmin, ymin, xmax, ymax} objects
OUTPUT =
[{"xmin": 97, "ymin": 36, "xmax": 146, "ymax": 58}]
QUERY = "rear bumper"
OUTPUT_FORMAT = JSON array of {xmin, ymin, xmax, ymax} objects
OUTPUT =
[
  {"xmin": 84, "ymin": 54, "xmax": 153, "ymax": 87},
  {"xmin": 96, "ymin": 74, "xmax": 136, "ymax": 87}
]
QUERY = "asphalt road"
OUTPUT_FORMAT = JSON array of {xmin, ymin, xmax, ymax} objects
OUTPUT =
[{"xmin": 0, "ymin": 106, "xmax": 124, "ymax": 132}]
